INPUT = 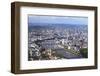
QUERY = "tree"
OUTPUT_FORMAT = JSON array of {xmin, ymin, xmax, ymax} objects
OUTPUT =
[{"xmin": 80, "ymin": 48, "xmax": 88, "ymax": 58}]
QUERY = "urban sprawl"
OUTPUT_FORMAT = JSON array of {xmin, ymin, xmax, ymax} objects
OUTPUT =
[{"xmin": 28, "ymin": 24, "xmax": 88, "ymax": 61}]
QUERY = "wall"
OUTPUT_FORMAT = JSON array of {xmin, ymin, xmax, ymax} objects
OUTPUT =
[{"xmin": 0, "ymin": 0, "xmax": 100, "ymax": 76}]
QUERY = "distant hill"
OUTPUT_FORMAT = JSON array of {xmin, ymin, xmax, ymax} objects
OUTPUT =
[
  {"xmin": 29, "ymin": 23, "xmax": 87, "ymax": 27},
  {"xmin": 28, "ymin": 23, "xmax": 87, "ymax": 32}
]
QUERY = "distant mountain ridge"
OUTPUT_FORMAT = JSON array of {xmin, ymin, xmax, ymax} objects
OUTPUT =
[
  {"xmin": 28, "ymin": 23, "xmax": 87, "ymax": 32},
  {"xmin": 29, "ymin": 23, "xmax": 87, "ymax": 27}
]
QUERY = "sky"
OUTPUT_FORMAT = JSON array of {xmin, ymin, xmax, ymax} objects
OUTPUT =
[{"xmin": 28, "ymin": 15, "xmax": 88, "ymax": 26}]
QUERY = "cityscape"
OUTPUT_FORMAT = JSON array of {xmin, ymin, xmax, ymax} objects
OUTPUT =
[{"xmin": 28, "ymin": 15, "xmax": 88, "ymax": 61}]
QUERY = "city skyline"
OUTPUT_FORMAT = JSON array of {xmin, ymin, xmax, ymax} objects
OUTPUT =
[{"xmin": 28, "ymin": 15, "xmax": 88, "ymax": 61}]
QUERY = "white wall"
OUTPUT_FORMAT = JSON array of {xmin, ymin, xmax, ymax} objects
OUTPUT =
[{"xmin": 0, "ymin": 0, "xmax": 100, "ymax": 76}]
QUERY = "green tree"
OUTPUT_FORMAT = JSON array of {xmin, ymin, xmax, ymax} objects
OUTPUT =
[{"xmin": 80, "ymin": 48, "xmax": 88, "ymax": 58}]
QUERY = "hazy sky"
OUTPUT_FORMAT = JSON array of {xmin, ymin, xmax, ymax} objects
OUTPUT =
[{"xmin": 28, "ymin": 15, "xmax": 88, "ymax": 25}]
